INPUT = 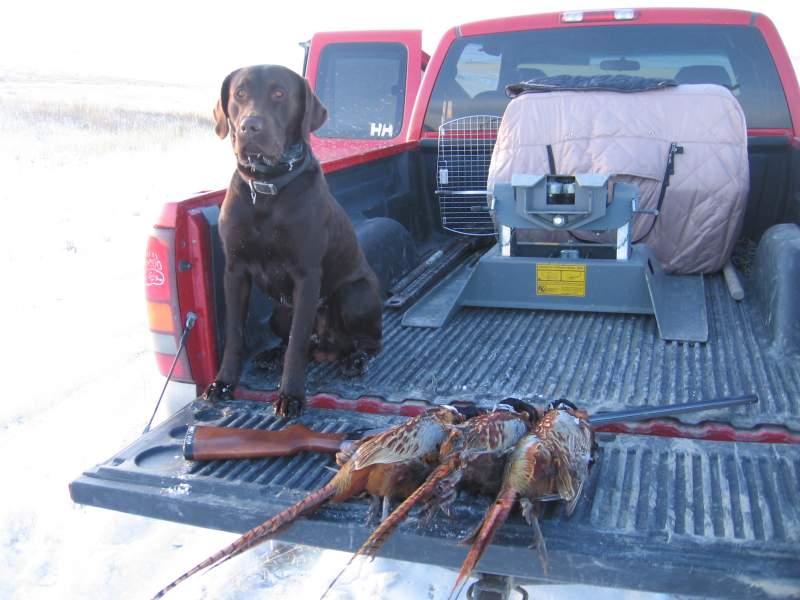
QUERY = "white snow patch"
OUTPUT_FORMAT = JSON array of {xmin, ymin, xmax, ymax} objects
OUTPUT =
[{"xmin": 163, "ymin": 483, "xmax": 192, "ymax": 496}]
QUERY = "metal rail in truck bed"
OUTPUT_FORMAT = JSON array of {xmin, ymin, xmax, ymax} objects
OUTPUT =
[{"xmin": 70, "ymin": 401, "xmax": 800, "ymax": 598}]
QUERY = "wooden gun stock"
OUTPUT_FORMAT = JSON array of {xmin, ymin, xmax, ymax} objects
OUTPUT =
[{"xmin": 183, "ymin": 424, "xmax": 348, "ymax": 461}]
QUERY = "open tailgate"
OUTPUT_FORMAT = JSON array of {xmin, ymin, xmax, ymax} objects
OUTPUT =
[{"xmin": 70, "ymin": 399, "xmax": 800, "ymax": 598}]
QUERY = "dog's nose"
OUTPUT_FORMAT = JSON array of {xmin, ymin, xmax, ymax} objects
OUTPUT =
[{"xmin": 239, "ymin": 116, "xmax": 263, "ymax": 136}]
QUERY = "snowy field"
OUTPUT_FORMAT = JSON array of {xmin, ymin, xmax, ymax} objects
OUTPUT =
[{"xmin": 0, "ymin": 69, "xmax": 674, "ymax": 600}]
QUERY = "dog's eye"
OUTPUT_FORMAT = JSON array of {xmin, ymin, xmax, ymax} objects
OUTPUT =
[
  {"xmin": 235, "ymin": 88, "xmax": 247, "ymax": 99},
  {"xmin": 272, "ymin": 89, "xmax": 285, "ymax": 100}
]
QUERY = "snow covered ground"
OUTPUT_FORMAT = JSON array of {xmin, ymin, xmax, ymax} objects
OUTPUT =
[{"xmin": 0, "ymin": 70, "xmax": 673, "ymax": 600}]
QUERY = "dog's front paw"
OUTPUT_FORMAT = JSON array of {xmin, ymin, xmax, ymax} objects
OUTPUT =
[
  {"xmin": 275, "ymin": 391, "xmax": 306, "ymax": 417},
  {"xmin": 202, "ymin": 380, "xmax": 235, "ymax": 402}
]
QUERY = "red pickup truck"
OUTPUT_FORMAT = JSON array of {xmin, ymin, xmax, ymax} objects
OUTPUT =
[{"xmin": 71, "ymin": 8, "xmax": 800, "ymax": 599}]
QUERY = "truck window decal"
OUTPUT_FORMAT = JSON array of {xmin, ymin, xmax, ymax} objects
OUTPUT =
[{"xmin": 369, "ymin": 123, "xmax": 394, "ymax": 137}]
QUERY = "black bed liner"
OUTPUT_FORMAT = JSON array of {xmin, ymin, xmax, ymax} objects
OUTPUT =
[
  {"xmin": 240, "ymin": 274, "xmax": 800, "ymax": 431},
  {"xmin": 71, "ymin": 401, "xmax": 800, "ymax": 598}
]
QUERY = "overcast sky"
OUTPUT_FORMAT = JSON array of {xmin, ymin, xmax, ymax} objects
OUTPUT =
[{"xmin": 1, "ymin": 0, "xmax": 797, "ymax": 83}]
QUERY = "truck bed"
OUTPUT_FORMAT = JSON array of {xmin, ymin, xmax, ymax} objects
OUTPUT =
[
  {"xmin": 75, "ymin": 139, "xmax": 800, "ymax": 595},
  {"xmin": 239, "ymin": 270, "xmax": 799, "ymax": 432},
  {"xmin": 71, "ymin": 253, "xmax": 800, "ymax": 597}
]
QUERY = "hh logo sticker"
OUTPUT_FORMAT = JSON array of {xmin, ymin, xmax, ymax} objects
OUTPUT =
[
  {"xmin": 146, "ymin": 250, "xmax": 166, "ymax": 286},
  {"xmin": 536, "ymin": 264, "xmax": 586, "ymax": 297},
  {"xmin": 370, "ymin": 122, "xmax": 394, "ymax": 137}
]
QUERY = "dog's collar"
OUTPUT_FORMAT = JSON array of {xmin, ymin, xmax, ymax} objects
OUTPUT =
[{"xmin": 240, "ymin": 143, "xmax": 313, "ymax": 203}]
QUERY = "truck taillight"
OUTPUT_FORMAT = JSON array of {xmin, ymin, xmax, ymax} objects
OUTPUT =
[
  {"xmin": 145, "ymin": 230, "xmax": 193, "ymax": 383},
  {"xmin": 561, "ymin": 9, "xmax": 637, "ymax": 23}
]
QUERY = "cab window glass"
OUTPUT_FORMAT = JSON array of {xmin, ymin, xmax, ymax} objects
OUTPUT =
[
  {"xmin": 315, "ymin": 42, "xmax": 407, "ymax": 139},
  {"xmin": 424, "ymin": 25, "xmax": 791, "ymax": 130}
]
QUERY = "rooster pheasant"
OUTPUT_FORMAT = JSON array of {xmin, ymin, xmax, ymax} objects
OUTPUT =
[
  {"xmin": 151, "ymin": 405, "xmax": 464, "ymax": 599},
  {"xmin": 449, "ymin": 399, "xmax": 596, "ymax": 599},
  {"xmin": 320, "ymin": 399, "xmax": 538, "ymax": 598}
]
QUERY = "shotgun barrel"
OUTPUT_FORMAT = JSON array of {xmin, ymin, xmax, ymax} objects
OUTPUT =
[{"xmin": 588, "ymin": 394, "xmax": 757, "ymax": 425}]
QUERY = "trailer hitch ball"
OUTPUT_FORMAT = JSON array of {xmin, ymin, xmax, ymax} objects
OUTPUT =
[{"xmin": 466, "ymin": 574, "xmax": 529, "ymax": 600}]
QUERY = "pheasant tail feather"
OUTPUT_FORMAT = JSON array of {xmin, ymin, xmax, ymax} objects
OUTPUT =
[
  {"xmin": 359, "ymin": 456, "xmax": 459, "ymax": 560},
  {"xmin": 151, "ymin": 481, "xmax": 338, "ymax": 599},
  {"xmin": 448, "ymin": 488, "xmax": 517, "ymax": 600}
]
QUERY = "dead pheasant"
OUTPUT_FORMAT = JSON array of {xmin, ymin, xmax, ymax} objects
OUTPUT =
[
  {"xmin": 418, "ymin": 398, "xmax": 540, "ymax": 523},
  {"xmin": 151, "ymin": 405, "xmax": 464, "ymax": 599},
  {"xmin": 448, "ymin": 399, "xmax": 596, "ymax": 599},
  {"xmin": 320, "ymin": 399, "xmax": 537, "ymax": 599}
]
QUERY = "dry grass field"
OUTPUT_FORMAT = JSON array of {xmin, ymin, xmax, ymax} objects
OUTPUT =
[
  {"xmin": 0, "ymin": 69, "xmax": 242, "ymax": 600},
  {"xmin": 0, "ymin": 69, "xmax": 232, "ymax": 423}
]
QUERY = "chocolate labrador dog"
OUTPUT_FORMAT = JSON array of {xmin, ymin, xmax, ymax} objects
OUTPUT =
[{"xmin": 204, "ymin": 65, "xmax": 382, "ymax": 416}]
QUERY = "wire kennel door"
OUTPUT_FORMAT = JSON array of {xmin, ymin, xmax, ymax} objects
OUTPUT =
[{"xmin": 436, "ymin": 115, "xmax": 500, "ymax": 236}]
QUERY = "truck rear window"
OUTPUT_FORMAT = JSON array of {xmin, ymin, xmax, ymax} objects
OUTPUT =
[
  {"xmin": 315, "ymin": 42, "xmax": 407, "ymax": 139},
  {"xmin": 423, "ymin": 24, "xmax": 791, "ymax": 131}
]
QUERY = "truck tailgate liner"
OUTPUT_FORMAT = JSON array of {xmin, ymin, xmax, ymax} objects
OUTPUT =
[
  {"xmin": 71, "ymin": 401, "xmax": 800, "ymax": 598},
  {"xmin": 240, "ymin": 275, "xmax": 800, "ymax": 431}
]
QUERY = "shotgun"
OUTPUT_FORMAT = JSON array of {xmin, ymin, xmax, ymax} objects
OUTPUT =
[
  {"xmin": 183, "ymin": 394, "xmax": 757, "ymax": 461},
  {"xmin": 183, "ymin": 423, "xmax": 365, "ymax": 461},
  {"xmin": 588, "ymin": 393, "xmax": 757, "ymax": 425}
]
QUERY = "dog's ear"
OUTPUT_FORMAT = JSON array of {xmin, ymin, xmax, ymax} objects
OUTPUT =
[
  {"xmin": 213, "ymin": 99, "xmax": 228, "ymax": 139},
  {"xmin": 213, "ymin": 70, "xmax": 238, "ymax": 139},
  {"xmin": 300, "ymin": 78, "xmax": 328, "ymax": 140}
]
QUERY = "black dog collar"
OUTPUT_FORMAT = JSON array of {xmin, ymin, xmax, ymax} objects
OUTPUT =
[{"xmin": 243, "ymin": 144, "xmax": 313, "ymax": 203}]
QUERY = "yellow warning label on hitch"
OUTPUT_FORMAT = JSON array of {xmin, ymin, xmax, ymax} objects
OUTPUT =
[{"xmin": 536, "ymin": 264, "xmax": 586, "ymax": 297}]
